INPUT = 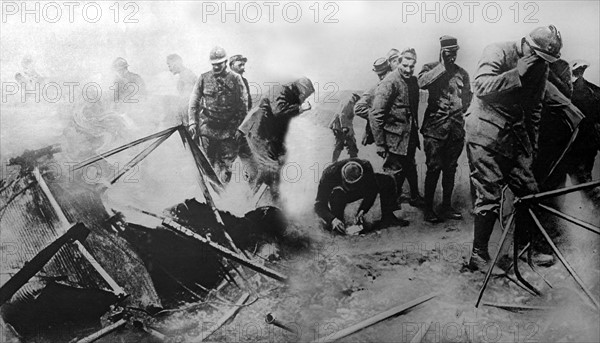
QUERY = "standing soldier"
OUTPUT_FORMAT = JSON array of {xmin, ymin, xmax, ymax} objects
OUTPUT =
[
  {"xmin": 418, "ymin": 36, "xmax": 472, "ymax": 223},
  {"xmin": 229, "ymin": 54, "xmax": 253, "ymax": 111},
  {"xmin": 465, "ymin": 25, "xmax": 562, "ymax": 272},
  {"xmin": 329, "ymin": 93, "xmax": 361, "ymax": 162},
  {"xmin": 369, "ymin": 48, "xmax": 421, "ymax": 225},
  {"xmin": 354, "ymin": 58, "xmax": 392, "ymax": 146},
  {"xmin": 569, "ymin": 60, "xmax": 600, "ymax": 201},
  {"xmin": 167, "ymin": 54, "xmax": 198, "ymax": 98},
  {"xmin": 112, "ymin": 57, "xmax": 147, "ymax": 104},
  {"xmin": 188, "ymin": 46, "xmax": 248, "ymax": 184}
]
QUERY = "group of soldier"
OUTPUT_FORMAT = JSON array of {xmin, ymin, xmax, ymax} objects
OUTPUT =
[
  {"xmin": 95, "ymin": 24, "xmax": 598, "ymax": 275},
  {"xmin": 317, "ymin": 25, "xmax": 599, "ymax": 273}
]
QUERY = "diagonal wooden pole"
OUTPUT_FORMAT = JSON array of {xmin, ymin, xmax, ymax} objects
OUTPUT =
[{"xmin": 528, "ymin": 207, "xmax": 599, "ymax": 310}]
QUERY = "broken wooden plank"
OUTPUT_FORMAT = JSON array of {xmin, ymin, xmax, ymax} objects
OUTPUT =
[
  {"xmin": 76, "ymin": 318, "xmax": 128, "ymax": 343},
  {"xmin": 311, "ymin": 292, "xmax": 438, "ymax": 343},
  {"xmin": 201, "ymin": 292, "xmax": 250, "ymax": 341},
  {"xmin": 483, "ymin": 302, "xmax": 557, "ymax": 311}
]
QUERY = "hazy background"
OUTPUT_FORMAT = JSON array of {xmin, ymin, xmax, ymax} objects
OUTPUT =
[{"xmin": 1, "ymin": 1, "xmax": 599, "ymax": 92}]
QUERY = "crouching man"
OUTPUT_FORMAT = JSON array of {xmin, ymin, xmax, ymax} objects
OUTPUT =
[{"xmin": 314, "ymin": 158, "xmax": 407, "ymax": 234}]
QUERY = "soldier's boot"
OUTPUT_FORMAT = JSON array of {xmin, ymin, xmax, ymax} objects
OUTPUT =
[
  {"xmin": 441, "ymin": 172, "xmax": 462, "ymax": 220},
  {"xmin": 468, "ymin": 212, "xmax": 504, "ymax": 274},
  {"xmin": 423, "ymin": 170, "xmax": 441, "ymax": 223},
  {"xmin": 406, "ymin": 163, "xmax": 424, "ymax": 208},
  {"xmin": 379, "ymin": 212, "xmax": 409, "ymax": 228}
]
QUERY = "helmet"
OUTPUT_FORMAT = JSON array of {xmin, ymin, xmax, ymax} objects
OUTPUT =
[
  {"xmin": 112, "ymin": 57, "xmax": 129, "ymax": 70},
  {"xmin": 209, "ymin": 46, "xmax": 227, "ymax": 64},
  {"xmin": 341, "ymin": 161, "xmax": 363, "ymax": 184},
  {"xmin": 295, "ymin": 77, "xmax": 315, "ymax": 101},
  {"xmin": 526, "ymin": 25, "xmax": 562, "ymax": 63}
]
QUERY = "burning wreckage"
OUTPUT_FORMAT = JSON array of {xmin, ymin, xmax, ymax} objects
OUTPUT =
[{"xmin": 0, "ymin": 125, "xmax": 290, "ymax": 341}]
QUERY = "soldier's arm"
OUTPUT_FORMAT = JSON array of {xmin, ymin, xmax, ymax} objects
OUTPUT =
[
  {"xmin": 358, "ymin": 163, "xmax": 378, "ymax": 213},
  {"xmin": 461, "ymin": 69, "xmax": 473, "ymax": 113},
  {"xmin": 339, "ymin": 98, "xmax": 355, "ymax": 129},
  {"xmin": 473, "ymin": 44, "xmax": 522, "ymax": 101},
  {"xmin": 418, "ymin": 62, "xmax": 445, "ymax": 89},
  {"xmin": 369, "ymin": 80, "xmax": 395, "ymax": 148},
  {"xmin": 274, "ymin": 86, "xmax": 301, "ymax": 118},
  {"xmin": 233, "ymin": 73, "xmax": 249, "ymax": 117},
  {"xmin": 314, "ymin": 168, "xmax": 337, "ymax": 224},
  {"xmin": 525, "ymin": 80, "xmax": 546, "ymax": 156},
  {"xmin": 188, "ymin": 76, "xmax": 204, "ymax": 126},
  {"xmin": 354, "ymin": 90, "xmax": 372, "ymax": 120}
]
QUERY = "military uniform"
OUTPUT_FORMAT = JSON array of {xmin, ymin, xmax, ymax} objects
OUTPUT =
[
  {"xmin": 418, "ymin": 60, "xmax": 472, "ymax": 215},
  {"xmin": 570, "ymin": 75, "xmax": 600, "ymax": 195},
  {"xmin": 239, "ymin": 79, "xmax": 313, "ymax": 200},
  {"xmin": 314, "ymin": 158, "xmax": 397, "ymax": 226},
  {"xmin": 329, "ymin": 93, "xmax": 360, "ymax": 161},
  {"xmin": 466, "ymin": 40, "xmax": 549, "ymax": 259},
  {"xmin": 177, "ymin": 67, "xmax": 198, "ymax": 98},
  {"xmin": 354, "ymin": 86, "xmax": 376, "ymax": 146},
  {"xmin": 188, "ymin": 69, "xmax": 248, "ymax": 182},
  {"xmin": 114, "ymin": 71, "xmax": 146, "ymax": 103},
  {"xmin": 370, "ymin": 68, "xmax": 420, "ymax": 198}
]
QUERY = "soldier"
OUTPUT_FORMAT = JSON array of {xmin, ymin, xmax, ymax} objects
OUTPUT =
[
  {"xmin": 315, "ymin": 159, "xmax": 406, "ymax": 234},
  {"xmin": 569, "ymin": 60, "xmax": 600, "ymax": 201},
  {"xmin": 238, "ymin": 77, "xmax": 314, "ymax": 202},
  {"xmin": 329, "ymin": 93, "xmax": 361, "ymax": 162},
  {"xmin": 387, "ymin": 48, "xmax": 401, "ymax": 70},
  {"xmin": 465, "ymin": 25, "xmax": 562, "ymax": 272},
  {"xmin": 370, "ymin": 48, "xmax": 421, "ymax": 224},
  {"xmin": 354, "ymin": 58, "xmax": 392, "ymax": 146},
  {"xmin": 229, "ymin": 55, "xmax": 253, "ymax": 111},
  {"xmin": 188, "ymin": 46, "xmax": 248, "ymax": 184},
  {"xmin": 166, "ymin": 54, "xmax": 198, "ymax": 97},
  {"xmin": 112, "ymin": 57, "xmax": 147, "ymax": 103},
  {"xmin": 418, "ymin": 36, "xmax": 472, "ymax": 223}
]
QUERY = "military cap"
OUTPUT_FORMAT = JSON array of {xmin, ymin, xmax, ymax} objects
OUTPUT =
[
  {"xmin": 373, "ymin": 57, "xmax": 390, "ymax": 74},
  {"xmin": 440, "ymin": 35, "xmax": 459, "ymax": 51},
  {"xmin": 401, "ymin": 47, "xmax": 417, "ymax": 61},
  {"xmin": 229, "ymin": 54, "xmax": 248, "ymax": 66},
  {"xmin": 341, "ymin": 161, "xmax": 363, "ymax": 184},
  {"xmin": 112, "ymin": 57, "xmax": 129, "ymax": 70},
  {"xmin": 571, "ymin": 59, "xmax": 590, "ymax": 71},
  {"xmin": 386, "ymin": 48, "xmax": 400, "ymax": 62}
]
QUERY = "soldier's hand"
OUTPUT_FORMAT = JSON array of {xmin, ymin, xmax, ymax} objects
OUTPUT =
[
  {"xmin": 188, "ymin": 124, "xmax": 198, "ymax": 139},
  {"xmin": 234, "ymin": 130, "xmax": 244, "ymax": 141},
  {"xmin": 517, "ymin": 54, "xmax": 540, "ymax": 77},
  {"xmin": 376, "ymin": 146, "xmax": 388, "ymax": 159},
  {"xmin": 355, "ymin": 210, "xmax": 365, "ymax": 224},
  {"xmin": 341, "ymin": 127, "xmax": 350, "ymax": 135},
  {"xmin": 300, "ymin": 101, "xmax": 312, "ymax": 113},
  {"xmin": 331, "ymin": 218, "xmax": 346, "ymax": 234}
]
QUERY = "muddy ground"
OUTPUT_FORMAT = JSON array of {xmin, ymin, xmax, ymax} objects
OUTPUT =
[{"xmin": 1, "ymin": 99, "xmax": 599, "ymax": 342}]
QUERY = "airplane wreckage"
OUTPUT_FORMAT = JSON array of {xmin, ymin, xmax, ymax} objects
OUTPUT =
[{"xmin": 0, "ymin": 123, "xmax": 291, "ymax": 342}]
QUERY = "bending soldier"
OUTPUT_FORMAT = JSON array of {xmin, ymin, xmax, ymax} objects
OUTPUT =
[
  {"xmin": 315, "ymin": 159, "xmax": 406, "ymax": 234},
  {"xmin": 188, "ymin": 46, "xmax": 248, "ymax": 184},
  {"xmin": 466, "ymin": 25, "xmax": 562, "ymax": 271},
  {"xmin": 418, "ymin": 35, "xmax": 472, "ymax": 223}
]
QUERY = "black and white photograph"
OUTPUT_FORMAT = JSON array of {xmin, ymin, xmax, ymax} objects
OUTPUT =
[{"xmin": 1, "ymin": 1, "xmax": 599, "ymax": 342}]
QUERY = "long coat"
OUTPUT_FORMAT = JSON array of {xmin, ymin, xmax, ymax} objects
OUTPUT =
[
  {"xmin": 465, "ymin": 41, "xmax": 548, "ymax": 159},
  {"xmin": 369, "ymin": 69, "xmax": 420, "ymax": 156}
]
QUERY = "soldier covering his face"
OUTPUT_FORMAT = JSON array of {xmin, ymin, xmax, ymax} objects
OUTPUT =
[
  {"xmin": 465, "ymin": 25, "xmax": 562, "ymax": 272},
  {"xmin": 418, "ymin": 36, "xmax": 472, "ymax": 223}
]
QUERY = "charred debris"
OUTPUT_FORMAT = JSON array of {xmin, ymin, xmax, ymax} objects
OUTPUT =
[{"xmin": 0, "ymin": 126, "xmax": 290, "ymax": 341}]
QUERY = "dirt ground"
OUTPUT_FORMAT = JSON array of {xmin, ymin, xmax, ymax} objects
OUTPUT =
[{"xmin": 1, "ymin": 99, "xmax": 599, "ymax": 343}]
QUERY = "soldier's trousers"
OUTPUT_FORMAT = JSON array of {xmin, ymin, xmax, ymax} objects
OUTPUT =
[
  {"xmin": 332, "ymin": 130, "xmax": 358, "ymax": 162},
  {"xmin": 328, "ymin": 173, "xmax": 398, "ymax": 220},
  {"xmin": 384, "ymin": 136, "xmax": 420, "ymax": 200},
  {"xmin": 467, "ymin": 142, "xmax": 539, "ymax": 252},
  {"xmin": 423, "ymin": 137, "xmax": 464, "ymax": 206},
  {"xmin": 200, "ymin": 136, "xmax": 239, "ymax": 183}
]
